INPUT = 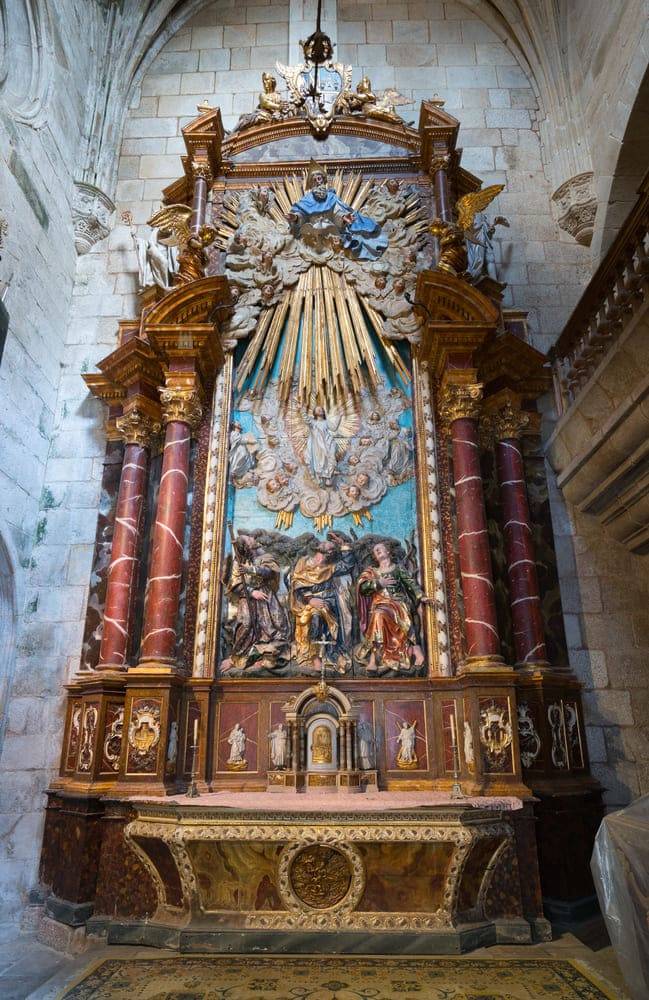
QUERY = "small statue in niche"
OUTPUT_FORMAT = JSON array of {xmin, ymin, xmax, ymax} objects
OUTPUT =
[
  {"xmin": 396, "ymin": 720, "xmax": 418, "ymax": 769},
  {"xmin": 311, "ymin": 724, "xmax": 333, "ymax": 764},
  {"xmin": 123, "ymin": 210, "xmax": 179, "ymax": 292},
  {"xmin": 288, "ymin": 160, "xmax": 387, "ymax": 261},
  {"xmin": 466, "ymin": 213, "xmax": 509, "ymax": 283},
  {"xmin": 166, "ymin": 720, "xmax": 178, "ymax": 766},
  {"xmin": 226, "ymin": 722, "xmax": 247, "ymax": 770},
  {"xmin": 357, "ymin": 719, "xmax": 376, "ymax": 770},
  {"xmin": 269, "ymin": 722, "xmax": 289, "ymax": 769},
  {"xmin": 463, "ymin": 720, "xmax": 476, "ymax": 772}
]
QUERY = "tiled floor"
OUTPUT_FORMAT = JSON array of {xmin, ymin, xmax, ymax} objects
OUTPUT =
[{"xmin": 0, "ymin": 930, "xmax": 630, "ymax": 1000}]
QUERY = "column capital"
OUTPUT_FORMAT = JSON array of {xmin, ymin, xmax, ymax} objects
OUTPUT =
[
  {"xmin": 191, "ymin": 158, "xmax": 213, "ymax": 185},
  {"xmin": 159, "ymin": 384, "xmax": 203, "ymax": 429},
  {"xmin": 429, "ymin": 154, "xmax": 450, "ymax": 175},
  {"xmin": 439, "ymin": 382, "xmax": 483, "ymax": 425},
  {"xmin": 116, "ymin": 404, "xmax": 161, "ymax": 449},
  {"xmin": 488, "ymin": 399, "xmax": 531, "ymax": 441}
]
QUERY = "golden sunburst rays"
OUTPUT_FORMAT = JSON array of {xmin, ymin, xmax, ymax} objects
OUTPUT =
[
  {"xmin": 275, "ymin": 510, "xmax": 295, "ymax": 530},
  {"xmin": 351, "ymin": 508, "xmax": 373, "ymax": 527},
  {"xmin": 221, "ymin": 170, "xmax": 423, "ymax": 404},
  {"xmin": 235, "ymin": 271, "xmax": 410, "ymax": 408}
]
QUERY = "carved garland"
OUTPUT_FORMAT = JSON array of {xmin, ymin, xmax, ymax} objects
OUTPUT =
[
  {"xmin": 192, "ymin": 361, "xmax": 232, "ymax": 677},
  {"xmin": 415, "ymin": 359, "xmax": 451, "ymax": 675}
]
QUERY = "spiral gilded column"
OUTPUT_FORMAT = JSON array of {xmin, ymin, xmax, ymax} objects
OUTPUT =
[
  {"xmin": 138, "ymin": 383, "xmax": 202, "ymax": 667},
  {"xmin": 440, "ymin": 381, "xmax": 503, "ymax": 669}
]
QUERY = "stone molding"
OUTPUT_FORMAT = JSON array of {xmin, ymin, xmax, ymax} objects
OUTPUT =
[
  {"xmin": 72, "ymin": 181, "xmax": 115, "ymax": 255},
  {"xmin": 551, "ymin": 172, "xmax": 596, "ymax": 247}
]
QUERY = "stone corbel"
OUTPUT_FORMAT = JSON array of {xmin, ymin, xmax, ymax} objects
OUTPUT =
[
  {"xmin": 551, "ymin": 172, "xmax": 596, "ymax": 247},
  {"xmin": 72, "ymin": 181, "xmax": 115, "ymax": 255}
]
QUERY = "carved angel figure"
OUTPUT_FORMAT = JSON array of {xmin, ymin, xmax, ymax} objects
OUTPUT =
[
  {"xmin": 466, "ymin": 213, "xmax": 510, "ymax": 283},
  {"xmin": 341, "ymin": 76, "xmax": 409, "ymax": 124},
  {"xmin": 285, "ymin": 397, "xmax": 360, "ymax": 488},
  {"xmin": 430, "ymin": 184, "xmax": 504, "ymax": 278},
  {"xmin": 147, "ymin": 204, "xmax": 216, "ymax": 286},
  {"xmin": 124, "ymin": 210, "xmax": 178, "ymax": 291}
]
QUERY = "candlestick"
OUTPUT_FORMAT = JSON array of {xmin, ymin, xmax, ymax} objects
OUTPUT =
[
  {"xmin": 450, "ymin": 708, "xmax": 465, "ymax": 801},
  {"xmin": 188, "ymin": 713, "xmax": 200, "ymax": 798}
]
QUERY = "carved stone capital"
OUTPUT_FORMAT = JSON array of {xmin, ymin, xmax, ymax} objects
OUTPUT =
[
  {"xmin": 72, "ymin": 181, "xmax": 115, "ymax": 255},
  {"xmin": 439, "ymin": 382, "xmax": 483, "ymax": 425},
  {"xmin": 430, "ymin": 155, "xmax": 450, "ymax": 174},
  {"xmin": 116, "ymin": 407, "xmax": 161, "ymax": 449},
  {"xmin": 159, "ymin": 386, "xmax": 203, "ymax": 429},
  {"xmin": 489, "ymin": 400, "xmax": 530, "ymax": 441},
  {"xmin": 551, "ymin": 172, "xmax": 596, "ymax": 247},
  {"xmin": 192, "ymin": 160, "xmax": 213, "ymax": 184}
]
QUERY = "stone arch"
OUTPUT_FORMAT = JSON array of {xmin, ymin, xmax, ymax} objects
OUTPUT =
[
  {"xmin": 0, "ymin": 0, "xmax": 53, "ymax": 127},
  {"xmin": 0, "ymin": 518, "xmax": 20, "ymax": 759},
  {"xmin": 592, "ymin": 62, "xmax": 649, "ymax": 259}
]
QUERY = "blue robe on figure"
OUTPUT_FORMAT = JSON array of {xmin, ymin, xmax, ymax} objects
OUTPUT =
[{"xmin": 290, "ymin": 188, "xmax": 388, "ymax": 261}]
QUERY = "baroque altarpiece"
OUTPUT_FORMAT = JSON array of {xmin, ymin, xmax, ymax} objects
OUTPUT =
[{"xmin": 38, "ymin": 57, "xmax": 603, "ymax": 949}]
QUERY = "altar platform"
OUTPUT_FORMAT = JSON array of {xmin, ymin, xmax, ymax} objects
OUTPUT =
[
  {"xmin": 35, "ymin": 789, "xmax": 551, "ymax": 955},
  {"xmin": 135, "ymin": 790, "xmax": 524, "ymax": 811}
]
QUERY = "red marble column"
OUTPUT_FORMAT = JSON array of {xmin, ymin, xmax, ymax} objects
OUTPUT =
[
  {"xmin": 139, "ymin": 386, "xmax": 202, "ymax": 666},
  {"xmin": 493, "ymin": 403, "xmax": 548, "ymax": 668},
  {"xmin": 442, "ymin": 383, "xmax": 502, "ymax": 664},
  {"xmin": 98, "ymin": 409, "xmax": 157, "ymax": 669}
]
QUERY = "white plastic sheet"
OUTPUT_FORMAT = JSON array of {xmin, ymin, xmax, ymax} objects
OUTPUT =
[{"xmin": 591, "ymin": 795, "xmax": 649, "ymax": 1000}]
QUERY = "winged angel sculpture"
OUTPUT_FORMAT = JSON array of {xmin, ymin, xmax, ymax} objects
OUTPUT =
[
  {"xmin": 430, "ymin": 184, "xmax": 504, "ymax": 279},
  {"xmin": 145, "ymin": 204, "xmax": 216, "ymax": 286}
]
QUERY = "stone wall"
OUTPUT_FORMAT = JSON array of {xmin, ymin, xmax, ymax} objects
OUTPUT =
[
  {"xmin": 0, "ymin": 0, "xmax": 103, "ymax": 933},
  {"xmin": 565, "ymin": 0, "xmax": 649, "ymax": 257}
]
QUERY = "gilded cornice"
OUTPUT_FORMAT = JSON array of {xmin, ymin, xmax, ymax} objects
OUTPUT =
[{"xmin": 98, "ymin": 337, "xmax": 163, "ymax": 393}]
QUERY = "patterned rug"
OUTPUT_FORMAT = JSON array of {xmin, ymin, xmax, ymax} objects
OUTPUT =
[{"xmin": 59, "ymin": 955, "xmax": 620, "ymax": 999}]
